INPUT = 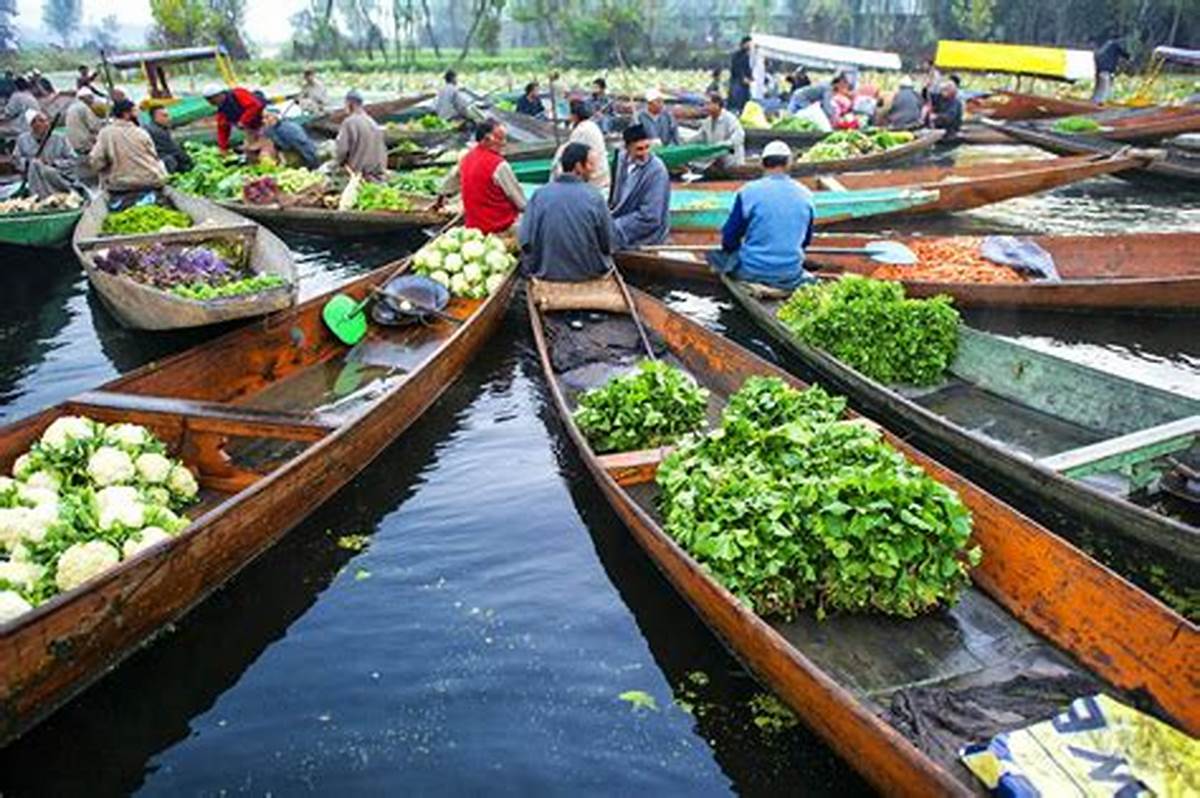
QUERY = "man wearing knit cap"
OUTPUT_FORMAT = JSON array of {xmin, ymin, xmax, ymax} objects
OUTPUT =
[
  {"xmin": 636, "ymin": 89, "xmax": 679, "ymax": 146},
  {"xmin": 15, "ymin": 110, "xmax": 77, "ymax": 198},
  {"xmin": 609, "ymin": 124, "xmax": 670, "ymax": 250},
  {"xmin": 334, "ymin": 90, "xmax": 388, "ymax": 180}
]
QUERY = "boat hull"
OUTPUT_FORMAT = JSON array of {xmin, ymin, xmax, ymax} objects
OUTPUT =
[
  {"xmin": 218, "ymin": 201, "xmax": 452, "ymax": 237},
  {"xmin": 703, "ymin": 130, "xmax": 944, "ymax": 179},
  {"xmin": 0, "ymin": 209, "xmax": 82, "ymax": 249}
]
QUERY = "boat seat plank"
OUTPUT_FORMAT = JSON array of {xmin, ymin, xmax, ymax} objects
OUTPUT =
[
  {"xmin": 1039, "ymin": 415, "xmax": 1200, "ymax": 477},
  {"xmin": 817, "ymin": 176, "xmax": 848, "ymax": 192},
  {"xmin": 67, "ymin": 391, "xmax": 336, "ymax": 442},
  {"xmin": 75, "ymin": 223, "xmax": 259, "ymax": 251},
  {"xmin": 597, "ymin": 446, "xmax": 675, "ymax": 486}
]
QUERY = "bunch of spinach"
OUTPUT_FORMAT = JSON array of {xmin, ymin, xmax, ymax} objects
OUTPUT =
[
  {"xmin": 657, "ymin": 377, "xmax": 980, "ymax": 620},
  {"xmin": 777, "ymin": 276, "xmax": 960, "ymax": 386},
  {"xmin": 573, "ymin": 360, "xmax": 709, "ymax": 454}
]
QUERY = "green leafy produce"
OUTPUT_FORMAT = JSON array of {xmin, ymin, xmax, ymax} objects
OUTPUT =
[
  {"xmin": 101, "ymin": 205, "xmax": 193, "ymax": 236},
  {"xmin": 798, "ymin": 129, "xmax": 915, "ymax": 162},
  {"xmin": 171, "ymin": 274, "xmax": 288, "ymax": 300},
  {"xmin": 275, "ymin": 168, "xmax": 326, "ymax": 194},
  {"xmin": 776, "ymin": 277, "xmax": 960, "ymax": 386},
  {"xmin": 573, "ymin": 360, "xmax": 709, "ymax": 454},
  {"xmin": 353, "ymin": 182, "xmax": 414, "ymax": 212},
  {"xmin": 171, "ymin": 143, "xmax": 280, "ymax": 200},
  {"xmin": 1052, "ymin": 116, "xmax": 1103, "ymax": 134},
  {"xmin": 656, "ymin": 377, "xmax": 979, "ymax": 620},
  {"xmin": 771, "ymin": 116, "xmax": 821, "ymax": 132},
  {"xmin": 389, "ymin": 167, "xmax": 448, "ymax": 195}
]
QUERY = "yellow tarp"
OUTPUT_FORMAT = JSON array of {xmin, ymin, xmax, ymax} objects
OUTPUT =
[{"xmin": 935, "ymin": 40, "xmax": 1094, "ymax": 81}]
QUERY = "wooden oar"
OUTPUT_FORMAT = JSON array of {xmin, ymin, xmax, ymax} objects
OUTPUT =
[{"xmin": 639, "ymin": 241, "xmax": 917, "ymax": 265}]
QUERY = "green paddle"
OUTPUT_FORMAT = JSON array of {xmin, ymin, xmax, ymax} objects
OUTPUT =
[{"xmin": 322, "ymin": 293, "xmax": 371, "ymax": 346}]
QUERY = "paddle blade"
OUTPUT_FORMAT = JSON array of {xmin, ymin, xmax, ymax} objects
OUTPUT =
[
  {"xmin": 864, "ymin": 242, "xmax": 918, "ymax": 266},
  {"xmin": 322, "ymin": 294, "xmax": 369, "ymax": 346}
]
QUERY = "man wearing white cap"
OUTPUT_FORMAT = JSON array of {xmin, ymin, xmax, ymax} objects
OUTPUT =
[
  {"xmin": 881, "ymin": 76, "xmax": 923, "ymax": 130},
  {"xmin": 15, "ymin": 111, "xmax": 77, "ymax": 199},
  {"xmin": 203, "ymin": 83, "xmax": 266, "ymax": 152},
  {"xmin": 65, "ymin": 88, "xmax": 105, "ymax": 154},
  {"xmin": 708, "ymin": 140, "xmax": 815, "ymax": 292},
  {"xmin": 636, "ymin": 89, "xmax": 679, "ymax": 147},
  {"xmin": 2, "ymin": 77, "xmax": 39, "ymax": 132},
  {"xmin": 335, "ymin": 90, "xmax": 388, "ymax": 181}
]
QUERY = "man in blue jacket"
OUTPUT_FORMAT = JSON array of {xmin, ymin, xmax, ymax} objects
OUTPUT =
[
  {"xmin": 708, "ymin": 140, "xmax": 816, "ymax": 291},
  {"xmin": 610, "ymin": 124, "xmax": 670, "ymax": 250}
]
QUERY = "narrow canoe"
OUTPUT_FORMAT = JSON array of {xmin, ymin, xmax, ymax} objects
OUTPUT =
[
  {"xmin": 509, "ymin": 142, "xmax": 732, "ymax": 184},
  {"xmin": 686, "ymin": 152, "xmax": 1145, "ymax": 220},
  {"xmin": 304, "ymin": 93, "xmax": 435, "ymax": 138},
  {"xmin": 217, "ymin": 197, "xmax": 453, "ymax": 238},
  {"xmin": 0, "ymin": 208, "xmax": 83, "ymax": 249},
  {"xmin": 1013, "ymin": 104, "xmax": 1200, "ymax": 145},
  {"xmin": 719, "ymin": 277, "xmax": 1200, "ymax": 565},
  {"xmin": 617, "ymin": 231, "xmax": 1200, "ymax": 314},
  {"xmin": 73, "ymin": 188, "xmax": 299, "ymax": 330},
  {"xmin": 527, "ymin": 280, "xmax": 1197, "ymax": 796},
  {"xmin": 743, "ymin": 127, "xmax": 827, "ymax": 149},
  {"xmin": 668, "ymin": 187, "xmax": 939, "ymax": 231},
  {"xmin": 966, "ymin": 90, "xmax": 1102, "ymax": 121},
  {"xmin": 0, "ymin": 255, "xmax": 517, "ymax": 744},
  {"xmin": 703, "ymin": 130, "xmax": 945, "ymax": 180},
  {"xmin": 993, "ymin": 121, "xmax": 1200, "ymax": 185}
]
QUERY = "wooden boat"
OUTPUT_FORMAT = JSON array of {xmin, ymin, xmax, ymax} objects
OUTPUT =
[
  {"xmin": 304, "ymin": 93, "xmax": 434, "ymax": 138},
  {"xmin": 685, "ymin": 152, "xmax": 1145, "ymax": 221},
  {"xmin": 966, "ymin": 90, "xmax": 1102, "ymax": 121},
  {"xmin": 0, "ymin": 206, "xmax": 83, "ymax": 249},
  {"xmin": 617, "ymin": 231, "xmax": 1200, "ymax": 314},
  {"xmin": 73, "ymin": 188, "xmax": 299, "ymax": 330},
  {"xmin": 527, "ymin": 279, "xmax": 1197, "ymax": 796},
  {"xmin": 509, "ymin": 142, "xmax": 731, "ymax": 184},
  {"xmin": 669, "ymin": 187, "xmax": 939, "ymax": 231},
  {"xmin": 217, "ymin": 196, "xmax": 452, "ymax": 238},
  {"xmin": 1007, "ymin": 104, "xmax": 1200, "ymax": 145},
  {"xmin": 0, "ymin": 253, "xmax": 518, "ymax": 745},
  {"xmin": 0, "ymin": 91, "xmax": 74, "ymax": 142},
  {"xmin": 743, "ymin": 127, "xmax": 827, "ymax": 149},
  {"xmin": 703, "ymin": 130, "xmax": 944, "ymax": 180}
]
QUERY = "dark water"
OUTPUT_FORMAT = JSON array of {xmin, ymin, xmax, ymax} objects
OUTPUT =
[{"xmin": 0, "ymin": 149, "xmax": 1197, "ymax": 795}]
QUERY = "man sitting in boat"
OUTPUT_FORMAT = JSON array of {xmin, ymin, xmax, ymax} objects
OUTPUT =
[
  {"xmin": 297, "ymin": 68, "xmax": 330, "ymax": 115},
  {"xmin": 438, "ymin": 119, "xmax": 526, "ymax": 235},
  {"xmin": 880, "ymin": 76, "xmax": 923, "ymax": 131},
  {"xmin": 697, "ymin": 93, "xmax": 745, "ymax": 168},
  {"xmin": 707, "ymin": 140, "xmax": 815, "ymax": 292},
  {"xmin": 436, "ymin": 70, "xmax": 472, "ymax": 122},
  {"xmin": 637, "ymin": 89, "xmax": 679, "ymax": 146},
  {"xmin": 88, "ymin": 99, "xmax": 168, "ymax": 192},
  {"xmin": 253, "ymin": 107, "xmax": 320, "ymax": 169},
  {"xmin": 927, "ymin": 77, "xmax": 964, "ymax": 137},
  {"xmin": 15, "ymin": 110, "xmax": 77, "ymax": 199},
  {"xmin": 2, "ymin": 77, "xmax": 40, "ymax": 133},
  {"xmin": 64, "ymin": 87, "xmax": 105, "ymax": 155},
  {"xmin": 203, "ymin": 84, "xmax": 266, "ymax": 153},
  {"xmin": 146, "ymin": 106, "xmax": 193, "ymax": 174},
  {"xmin": 519, "ymin": 142, "xmax": 615, "ymax": 283},
  {"xmin": 334, "ymin": 90, "xmax": 388, "ymax": 182},
  {"xmin": 610, "ymin": 124, "xmax": 670, "ymax": 250},
  {"xmin": 515, "ymin": 82, "xmax": 545, "ymax": 119},
  {"xmin": 552, "ymin": 100, "xmax": 611, "ymax": 191}
]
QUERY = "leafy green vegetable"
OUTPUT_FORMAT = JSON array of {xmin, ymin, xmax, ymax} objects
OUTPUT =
[
  {"xmin": 618, "ymin": 690, "xmax": 659, "ymax": 712},
  {"xmin": 573, "ymin": 360, "xmax": 709, "ymax": 454},
  {"xmin": 101, "ymin": 205, "xmax": 192, "ymax": 236},
  {"xmin": 777, "ymin": 276, "xmax": 960, "ymax": 386},
  {"xmin": 170, "ymin": 143, "xmax": 281, "ymax": 200},
  {"xmin": 353, "ymin": 182, "xmax": 414, "ymax": 212},
  {"xmin": 1052, "ymin": 116, "xmax": 1103, "ymax": 134},
  {"xmin": 797, "ymin": 129, "xmax": 915, "ymax": 162},
  {"xmin": 656, "ymin": 377, "xmax": 979, "ymax": 620},
  {"xmin": 170, "ymin": 273, "xmax": 288, "ymax": 300},
  {"xmin": 770, "ymin": 116, "xmax": 820, "ymax": 132},
  {"xmin": 389, "ymin": 166, "xmax": 448, "ymax": 195}
]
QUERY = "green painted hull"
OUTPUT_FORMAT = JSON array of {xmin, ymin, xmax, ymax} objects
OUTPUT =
[
  {"xmin": 510, "ymin": 143, "xmax": 732, "ymax": 185},
  {"xmin": 0, "ymin": 209, "xmax": 82, "ymax": 248},
  {"xmin": 669, "ymin": 187, "xmax": 938, "ymax": 230}
]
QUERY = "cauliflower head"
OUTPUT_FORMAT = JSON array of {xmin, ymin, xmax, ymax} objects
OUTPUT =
[
  {"xmin": 167, "ymin": 465, "xmax": 199, "ymax": 502},
  {"xmin": 24, "ymin": 470, "xmax": 61, "ymax": 493},
  {"xmin": 11, "ymin": 453, "xmax": 33, "ymax": 480},
  {"xmin": 135, "ymin": 453, "xmax": 173, "ymax": 484},
  {"xmin": 0, "ymin": 590, "xmax": 32, "ymax": 624},
  {"xmin": 121, "ymin": 526, "xmax": 172, "ymax": 559},
  {"xmin": 96, "ymin": 485, "xmax": 145, "ymax": 531},
  {"xmin": 103, "ymin": 423, "xmax": 151, "ymax": 451},
  {"xmin": 88, "ymin": 446, "xmax": 136, "ymax": 487},
  {"xmin": 41, "ymin": 416, "xmax": 95, "ymax": 451},
  {"xmin": 0, "ymin": 559, "xmax": 46, "ymax": 591},
  {"xmin": 54, "ymin": 540, "xmax": 120, "ymax": 593}
]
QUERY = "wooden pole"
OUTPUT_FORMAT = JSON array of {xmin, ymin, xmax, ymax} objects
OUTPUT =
[{"xmin": 548, "ymin": 71, "xmax": 561, "ymax": 147}]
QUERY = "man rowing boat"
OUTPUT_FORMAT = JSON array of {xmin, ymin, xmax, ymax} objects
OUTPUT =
[
  {"xmin": 15, "ymin": 111, "xmax": 77, "ymax": 199},
  {"xmin": 204, "ymin": 84, "xmax": 266, "ymax": 153}
]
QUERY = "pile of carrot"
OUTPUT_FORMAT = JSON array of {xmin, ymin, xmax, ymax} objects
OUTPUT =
[{"xmin": 871, "ymin": 238, "xmax": 1027, "ymax": 284}]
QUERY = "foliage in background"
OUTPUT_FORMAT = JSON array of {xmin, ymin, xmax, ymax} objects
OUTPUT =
[{"xmin": 40, "ymin": 0, "xmax": 80, "ymax": 48}]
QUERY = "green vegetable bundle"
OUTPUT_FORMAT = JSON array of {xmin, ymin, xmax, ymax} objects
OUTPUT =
[
  {"xmin": 171, "ymin": 274, "xmax": 288, "ymax": 300},
  {"xmin": 574, "ymin": 360, "xmax": 709, "ymax": 454},
  {"xmin": 170, "ymin": 143, "xmax": 281, "ymax": 200},
  {"xmin": 1052, "ymin": 116, "xmax": 1103, "ymax": 135},
  {"xmin": 777, "ymin": 277, "xmax": 960, "ymax": 386},
  {"xmin": 656, "ymin": 377, "xmax": 979, "ymax": 620},
  {"xmin": 771, "ymin": 116, "xmax": 821, "ymax": 132},
  {"xmin": 101, "ymin": 205, "xmax": 193, "ymax": 236},
  {"xmin": 353, "ymin": 182, "xmax": 414, "ymax": 212},
  {"xmin": 389, "ymin": 167, "xmax": 448, "ymax": 195}
]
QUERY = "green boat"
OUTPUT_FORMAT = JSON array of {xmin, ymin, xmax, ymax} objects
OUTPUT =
[
  {"xmin": 0, "ymin": 208, "xmax": 83, "ymax": 248},
  {"xmin": 669, "ymin": 187, "xmax": 938, "ymax": 230},
  {"xmin": 510, "ymin": 142, "xmax": 732, "ymax": 184}
]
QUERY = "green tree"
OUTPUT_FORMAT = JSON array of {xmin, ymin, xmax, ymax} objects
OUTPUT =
[
  {"xmin": 209, "ymin": 0, "xmax": 250, "ymax": 58},
  {"xmin": 41, "ymin": 0, "xmax": 81, "ymax": 47},
  {"xmin": 950, "ymin": 0, "xmax": 995, "ymax": 39},
  {"xmin": 149, "ymin": 0, "xmax": 215, "ymax": 48}
]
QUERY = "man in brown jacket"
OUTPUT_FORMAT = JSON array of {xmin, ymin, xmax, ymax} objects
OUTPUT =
[
  {"xmin": 334, "ymin": 90, "xmax": 388, "ymax": 181},
  {"xmin": 88, "ymin": 99, "xmax": 167, "ymax": 192}
]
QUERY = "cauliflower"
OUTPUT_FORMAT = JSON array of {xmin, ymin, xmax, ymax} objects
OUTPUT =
[
  {"xmin": 41, "ymin": 416, "xmax": 95, "ymax": 451},
  {"xmin": 484, "ymin": 235, "xmax": 507, "ymax": 255},
  {"xmin": 17, "ymin": 484, "xmax": 57, "ymax": 509},
  {"xmin": 87, "ymin": 446, "xmax": 136, "ymax": 486},
  {"xmin": 167, "ymin": 465, "xmax": 199, "ymax": 502},
  {"xmin": 103, "ymin": 423, "xmax": 150, "ymax": 450},
  {"xmin": 462, "ymin": 262, "xmax": 483, "ymax": 284},
  {"xmin": 145, "ymin": 505, "xmax": 190, "ymax": 534},
  {"xmin": 412, "ymin": 249, "xmax": 435, "ymax": 273},
  {"xmin": 0, "ymin": 560, "xmax": 45, "ymax": 591},
  {"xmin": 11, "ymin": 453, "xmax": 33, "ymax": 480},
  {"xmin": 24, "ymin": 469, "xmax": 61, "ymax": 493},
  {"xmin": 121, "ymin": 527, "xmax": 172, "ymax": 559},
  {"xmin": 461, "ymin": 226, "xmax": 483, "ymax": 241},
  {"xmin": 0, "ymin": 476, "xmax": 16, "ymax": 505},
  {"xmin": 54, "ymin": 540, "xmax": 120, "ymax": 592},
  {"xmin": 443, "ymin": 253, "xmax": 464, "ymax": 275},
  {"xmin": 96, "ymin": 485, "xmax": 145, "ymax": 531},
  {"xmin": 135, "ymin": 453, "xmax": 173, "ymax": 484},
  {"xmin": 428, "ymin": 270, "xmax": 451, "ymax": 288},
  {"xmin": 0, "ymin": 506, "xmax": 55, "ymax": 549},
  {"xmin": 485, "ymin": 274, "xmax": 506, "ymax": 295},
  {"xmin": 461, "ymin": 239, "xmax": 486, "ymax": 261},
  {"xmin": 422, "ymin": 248, "xmax": 444, "ymax": 271},
  {"xmin": 9, "ymin": 542, "xmax": 31, "ymax": 562},
  {"xmin": 143, "ymin": 486, "xmax": 171, "ymax": 507},
  {"xmin": 0, "ymin": 590, "xmax": 32, "ymax": 624},
  {"xmin": 449, "ymin": 273, "xmax": 470, "ymax": 297},
  {"xmin": 437, "ymin": 236, "xmax": 461, "ymax": 255},
  {"xmin": 484, "ymin": 251, "xmax": 510, "ymax": 274}
]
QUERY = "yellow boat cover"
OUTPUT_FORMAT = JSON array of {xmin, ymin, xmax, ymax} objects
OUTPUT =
[{"xmin": 936, "ymin": 40, "xmax": 1095, "ymax": 82}]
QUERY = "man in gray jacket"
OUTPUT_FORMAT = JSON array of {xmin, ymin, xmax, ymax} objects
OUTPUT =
[
  {"xmin": 610, "ymin": 124, "xmax": 670, "ymax": 250},
  {"xmin": 519, "ymin": 142, "xmax": 615, "ymax": 282},
  {"xmin": 16, "ymin": 111, "xmax": 77, "ymax": 198},
  {"xmin": 335, "ymin": 90, "xmax": 388, "ymax": 180}
]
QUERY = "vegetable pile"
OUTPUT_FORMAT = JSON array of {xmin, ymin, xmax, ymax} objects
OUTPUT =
[
  {"xmin": 101, "ymin": 205, "xmax": 192, "ymax": 236},
  {"xmin": 871, "ymin": 238, "xmax": 1025, "ymax": 284},
  {"xmin": 93, "ymin": 240, "xmax": 286, "ymax": 300},
  {"xmin": 0, "ymin": 193, "xmax": 83, "ymax": 215},
  {"xmin": 389, "ymin": 114, "xmax": 454, "ymax": 132},
  {"xmin": 171, "ymin": 143, "xmax": 278, "ymax": 200},
  {"xmin": 0, "ymin": 416, "xmax": 200, "ymax": 624},
  {"xmin": 410, "ymin": 226, "xmax": 516, "ymax": 298},
  {"xmin": 656, "ymin": 377, "xmax": 980, "ymax": 620},
  {"xmin": 799, "ymin": 129, "xmax": 915, "ymax": 162},
  {"xmin": 771, "ymin": 116, "xmax": 821, "ymax": 132},
  {"xmin": 353, "ymin": 182, "xmax": 414, "ymax": 212},
  {"xmin": 777, "ymin": 276, "xmax": 960, "ymax": 386},
  {"xmin": 389, "ymin": 167, "xmax": 448, "ymax": 195},
  {"xmin": 574, "ymin": 360, "xmax": 710, "ymax": 454},
  {"xmin": 1052, "ymin": 116, "xmax": 1103, "ymax": 135}
]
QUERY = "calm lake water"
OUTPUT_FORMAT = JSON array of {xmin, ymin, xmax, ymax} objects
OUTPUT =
[{"xmin": 0, "ymin": 146, "xmax": 1196, "ymax": 795}]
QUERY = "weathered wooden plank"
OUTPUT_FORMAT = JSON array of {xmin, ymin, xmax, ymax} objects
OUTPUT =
[
  {"xmin": 597, "ymin": 446, "xmax": 674, "ymax": 486},
  {"xmin": 1040, "ymin": 415, "xmax": 1200, "ymax": 477}
]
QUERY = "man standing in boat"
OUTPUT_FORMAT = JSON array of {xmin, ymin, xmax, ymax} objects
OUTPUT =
[
  {"xmin": 297, "ymin": 68, "xmax": 330, "ymax": 115},
  {"xmin": 334, "ymin": 90, "xmax": 388, "ymax": 182},
  {"xmin": 609, "ymin": 124, "xmax": 670, "ymax": 250},
  {"xmin": 519, "ymin": 142, "xmax": 615, "ymax": 282},
  {"xmin": 88, "ymin": 99, "xmax": 168, "ymax": 192},
  {"xmin": 14, "ymin": 111, "xmax": 77, "ymax": 199},
  {"xmin": 729, "ymin": 36, "xmax": 753, "ymax": 113},
  {"xmin": 203, "ymin": 84, "xmax": 266, "ymax": 153},
  {"xmin": 1093, "ymin": 36, "xmax": 1130, "ymax": 103},
  {"xmin": 438, "ymin": 119, "xmax": 526, "ymax": 235},
  {"xmin": 708, "ymin": 140, "xmax": 815, "ymax": 292}
]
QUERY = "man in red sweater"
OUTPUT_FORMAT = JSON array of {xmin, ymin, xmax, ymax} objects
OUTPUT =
[
  {"xmin": 203, "ymin": 84, "xmax": 266, "ymax": 152},
  {"xmin": 438, "ymin": 119, "xmax": 526, "ymax": 234}
]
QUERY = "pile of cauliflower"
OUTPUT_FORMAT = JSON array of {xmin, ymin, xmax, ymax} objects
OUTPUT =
[
  {"xmin": 410, "ymin": 226, "xmax": 517, "ymax": 299},
  {"xmin": 0, "ymin": 415, "xmax": 200, "ymax": 625}
]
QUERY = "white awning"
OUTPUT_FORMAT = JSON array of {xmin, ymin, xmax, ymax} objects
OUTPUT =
[
  {"xmin": 750, "ymin": 33, "xmax": 903, "ymax": 72},
  {"xmin": 1154, "ymin": 46, "xmax": 1200, "ymax": 67}
]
